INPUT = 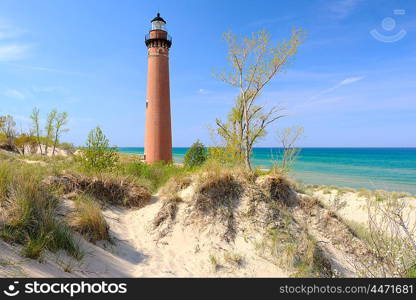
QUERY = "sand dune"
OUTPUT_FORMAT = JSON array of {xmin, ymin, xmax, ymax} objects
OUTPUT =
[
  {"xmin": 0, "ymin": 195, "xmax": 287, "ymax": 277},
  {"xmin": 1, "ymin": 163, "xmax": 414, "ymax": 278}
]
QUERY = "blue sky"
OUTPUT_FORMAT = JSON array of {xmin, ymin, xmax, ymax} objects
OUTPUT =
[{"xmin": 0, "ymin": 0, "xmax": 415, "ymax": 147}]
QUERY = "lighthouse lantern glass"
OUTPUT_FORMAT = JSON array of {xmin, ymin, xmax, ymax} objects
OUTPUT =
[{"xmin": 152, "ymin": 20, "xmax": 166, "ymax": 31}]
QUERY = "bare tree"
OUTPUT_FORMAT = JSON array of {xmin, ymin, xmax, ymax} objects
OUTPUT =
[
  {"xmin": 30, "ymin": 107, "xmax": 43, "ymax": 155},
  {"xmin": 276, "ymin": 126, "xmax": 304, "ymax": 172},
  {"xmin": 215, "ymin": 29, "xmax": 305, "ymax": 170},
  {"xmin": 52, "ymin": 111, "xmax": 69, "ymax": 155}
]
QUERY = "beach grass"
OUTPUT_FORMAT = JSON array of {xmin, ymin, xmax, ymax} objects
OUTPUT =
[
  {"xmin": 0, "ymin": 160, "xmax": 83, "ymax": 259},
  {"xmin": 117, "ymin": 158, "xmax": 195, "ymax": 193},
  {"xmin": 68, "ymin": 194, "xmax": 109, "ymax": 242},
  {"xmin": 1, "ymin": 149, "xmax": 415, "ymax": 277}
]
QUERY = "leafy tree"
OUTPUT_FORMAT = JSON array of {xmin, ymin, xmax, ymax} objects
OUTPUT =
[
  {"xmin": 30, "ymin": 108, "xmax": 43, "ymax": 155},
  {"xmin": 207, "ymin": 147, "xmax": 234, "ymax": 164},
  {"xmin": 80, "ymin": 126, "xmax": 118, "ymax": 171},
  {"xmin": 44, "ymin": 109, "xmax": 57, "ymax": 155},
  {"xmin": 184, "ymin": 140, "xmax": 207, "ymax": 167},
  {"xmin": 206, "ymin": 126, "xmax": 238, "ymax": 164},
  {"xmin": 52, "ymin": 111, "xmax": 69, "ymax": 155},
  {"xmin": 215, "ymin": 29, "xmax": 305, "ymax": 170}
]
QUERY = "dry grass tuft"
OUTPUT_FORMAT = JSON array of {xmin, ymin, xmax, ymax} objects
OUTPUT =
[
  {"xmin": 192, "ymin": 170, "xmax": 243, "ymax": 242},
  {"xmin": 45, "ymin": 172, "xmax": 151, "ymax": 208},
  {"xmin": 158, "ymin": 174, "xmax": 192, "ymax": 198},
  {"xmin": 193, "ymin": 171, "xmax": 242, "ymax": 215},
  {"xmin": 223, "ymin": 252, "xmax": 244, "ymax": 267},
  {"xmin": 298, "ymin": 194, "xmax": 320, "ymax": 211},
  {"xmin": 256, "ymin": 174, "xmax": 298, "ymax": 207},
  {"xmin": 68, "ymin": 195, "xmax": 109, "ymax": 242},
  {"xmin": 242, "ymin": 173, "xmax": 299, "ymax": 231},
  {"xmin": 153, "ymin": 196, "xmax": 182, "ymax": 228}
]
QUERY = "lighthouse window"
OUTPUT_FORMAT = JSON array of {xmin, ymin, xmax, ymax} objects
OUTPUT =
[{"xmin": 152, "ymin": 21, "xmax": 166, "ymax": 31}]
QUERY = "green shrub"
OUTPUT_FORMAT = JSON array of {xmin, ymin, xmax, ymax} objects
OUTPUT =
[
  {"xmin": 184, "ymin": 140, "xmax": 207, "ymax": 167},
  {"xmin": 23, "ymin": 234, "xmax": 50, "ymax": 259},
  {"xmin": 120, "ymin": 161, "xmax": 188, "ymax": 193},
  {"xmin": 79, "ymin": 126, "xmax": 118, "ymax": 172}
]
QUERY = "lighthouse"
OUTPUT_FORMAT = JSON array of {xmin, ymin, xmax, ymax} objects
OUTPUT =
[{"xmin": 144, "ymin": 13, "xmax": 172, "ymax": 163}]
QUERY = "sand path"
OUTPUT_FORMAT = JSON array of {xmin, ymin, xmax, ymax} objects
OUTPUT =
[{"xmin": 1, "ymin": 194, "xmax": 287, "ymax": 277}]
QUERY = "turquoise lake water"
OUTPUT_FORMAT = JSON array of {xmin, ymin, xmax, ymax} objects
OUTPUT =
[{"xmin": 118, "ymin": 147, "xmax": 416, "ymax": 194}]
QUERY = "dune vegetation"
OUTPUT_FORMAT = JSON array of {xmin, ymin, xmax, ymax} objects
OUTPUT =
[
  {"xmin": 1, "ymin": 26, "xmax": 415, "ymax": 278},
  {"xmin": 1, "ymin": 128, "xmax": 416, "ymax": 277}
]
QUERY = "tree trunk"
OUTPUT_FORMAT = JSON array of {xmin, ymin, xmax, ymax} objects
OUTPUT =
[
  {"xmin": 242, "ymin": 105, "xmax": 252, "ymax": 170},
  {"xmin": 37, "ymin": 136, "xmax": 43, "ymax": 155},
  {"xmin": 52, "ymin": 131, "xmax": 59, "ymax": 156},
  {"xmin": 244, "ymin": 151, "xmax": 251, "ymax": 170}
]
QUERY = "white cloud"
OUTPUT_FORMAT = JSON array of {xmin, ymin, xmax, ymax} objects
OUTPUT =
[
  {"xmin": 3, "ymin": 89, "xmax": 25, "ymax": 100},
  {"xmin": 339, "ymin": 76, "xmax": 364, "ymax": 85},
  {"xmin": 287, "ymin": 76, "xmax": 365, "ymax": 114},
  {"xmin": 0, "ymin": 44, "xmax": 31, "ymax": 61},
  {"xmin": 329, "ymin": 0, "xmax": 362, "ymax": 19},
  {"xmin": 311, "ymin": 76, "xmax": 364, "ymax": 100}
]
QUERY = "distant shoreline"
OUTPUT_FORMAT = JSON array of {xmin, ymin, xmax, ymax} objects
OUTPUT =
[{"xmin": 118, "ymin": 147, "xmax": 416, "ymax": 194}]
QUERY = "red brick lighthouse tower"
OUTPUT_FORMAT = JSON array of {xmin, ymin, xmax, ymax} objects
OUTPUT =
[{"xmin": 144, "ymin": 13, "xmax": 172, "ymax": 163}]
